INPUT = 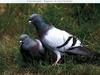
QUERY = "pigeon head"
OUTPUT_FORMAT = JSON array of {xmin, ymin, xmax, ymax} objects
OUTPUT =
[
  {"xmin": 19, "ymin": 34, "xmax": 29, "ymax": 43},
  {"xmin": 28, "ymin": 13, "xmax": 44, "ymax": 25},
  {"xmin": 28, "ymin": 13, "xmax": 50, "ymax": 35}
]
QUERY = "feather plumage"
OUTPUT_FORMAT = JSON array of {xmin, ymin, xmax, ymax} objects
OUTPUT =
[
  {"xmin": 28, "ymin": 13, "xmax": 100, "ymax": 65},
  {"xmin": 19, "ymin": 34, "xmax": 44, "ymax": 63}
]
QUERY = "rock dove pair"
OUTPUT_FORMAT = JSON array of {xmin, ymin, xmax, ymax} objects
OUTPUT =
[
  {"xmin": 19, "ymin": 34, "xmax": 44, "ymax": 63},
  {"xmin": 28, "ymin": 13, "xmax": 100, "ymax": 65}
]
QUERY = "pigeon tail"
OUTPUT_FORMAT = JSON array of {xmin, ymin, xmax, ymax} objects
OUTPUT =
[{"xmin": 67, "ymin": 46, "xmax": 100, "ymax": 58}]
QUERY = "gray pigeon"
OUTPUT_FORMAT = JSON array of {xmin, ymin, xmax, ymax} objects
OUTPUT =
[
  {"xmin": 19, "ymin": 34, "xmax": 44, "ymax": 63},
  {"xmin": 28, "ymin": 13, "xmax": 100, "ymax": 65}
]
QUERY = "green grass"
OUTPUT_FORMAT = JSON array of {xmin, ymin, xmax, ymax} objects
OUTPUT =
[{"xmin": 0, "ymin": 4, "xmax": 100, "ymax": 75}]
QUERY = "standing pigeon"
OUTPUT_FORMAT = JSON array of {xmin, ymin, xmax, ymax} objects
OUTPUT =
[
  {"xmin": 28, "ymin": 13, "xmax": 100, "ymax": 65},
  {"xmin": 19, "ymin": 34, "xmax": 45, "ymax": 63}
]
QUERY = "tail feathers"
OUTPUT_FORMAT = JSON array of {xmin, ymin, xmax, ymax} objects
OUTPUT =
[{"xmin": 67, "ymin": 46, "xmax": 100, "ymax": 58}]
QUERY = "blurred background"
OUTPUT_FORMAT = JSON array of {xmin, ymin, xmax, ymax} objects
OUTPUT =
[{"xmin": 0, "ymin": 4, "xmax": 100, "ymax": 75}]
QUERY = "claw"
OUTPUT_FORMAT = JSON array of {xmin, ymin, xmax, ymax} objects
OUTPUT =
[
  {"xmin": 52, "ymin": 62, "xmax": 61, "ymax": 66},
  {"xmin": 52, "ymin": 62, "xmax": 57, "ymax": 66}
]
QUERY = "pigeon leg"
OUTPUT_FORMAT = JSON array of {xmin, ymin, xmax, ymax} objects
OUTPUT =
[{"xmin": 52, "ymin": 50, "xmax": 61, "ymax": 66}]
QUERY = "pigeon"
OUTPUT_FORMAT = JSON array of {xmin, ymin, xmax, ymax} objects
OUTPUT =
[
  {"xmin": 19, "ymin": 34, "xmax": 45, "ymax": 63},
  {"xmin": 28, "ymin": 13, "xmax": 100, "ymax": 65}
]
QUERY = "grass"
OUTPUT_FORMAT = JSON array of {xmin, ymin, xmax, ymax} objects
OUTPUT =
[{"xmin": 0, "ymin": 4, "xmax": 100, "ymax": 75}]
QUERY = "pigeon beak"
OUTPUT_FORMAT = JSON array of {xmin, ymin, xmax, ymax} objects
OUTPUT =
[
  {"xmin": 20, "ymin": 41, "xmax": 22, "ymax": 43},
  {"xmin": 29, "ymin": 21, "xmax": 32, "ymax": 25}
]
